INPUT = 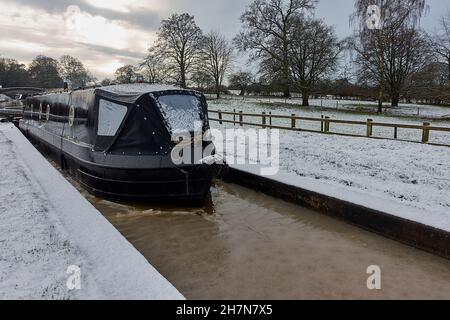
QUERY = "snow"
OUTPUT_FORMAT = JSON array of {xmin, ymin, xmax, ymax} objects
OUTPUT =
[
  {"xmin": 209, "ymin": 97, "xmax": 450, "ymax": 145},
  {"xmin": 213, "ymin": 95, "xmax": 450, "ymax": 119},
  {"xmin": 0, "ymin": 123, "xmax": 184, "ymax": 300},
  {"xmin": 210, "ymin": 107, "xmax": 450, "ymax": 233},
  {"xmin": 158, "ymin": 94, "xmax": 203, "ymax": 132},
  {"xmin": 100, "ymin": 83, "xmax": 181, "ymax": 95}
]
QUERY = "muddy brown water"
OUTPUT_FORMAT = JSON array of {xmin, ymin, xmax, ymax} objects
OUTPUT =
[{"xmin": 73, "ymin": 180, "xmax": 450, "ymax": 300}]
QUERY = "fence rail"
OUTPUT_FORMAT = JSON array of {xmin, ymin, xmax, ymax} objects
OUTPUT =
[{"xmin": 208, "ymin": 109, "xmax": 450, "ymax": 147}]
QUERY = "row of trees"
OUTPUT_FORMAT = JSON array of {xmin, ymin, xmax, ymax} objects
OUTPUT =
[
  {"xmin": 0, "ymin": 55, "xmax": 95, "ymax": 89},
  {"xmin": 2, "ymin": 0, "xmax": 449, "ymax": 107},
  {"xmin": 109, "ymin": 13, "xmax": 234, "ymax": 99},
  {"xmin": 349, "ymin": 0, "xmax": 432, "ymax": 112},
  {"xmin": 117, "ymin": 1, "xmax": 342, "ymax": 105},
  {"xmin": 232, "ymin": 0, "xmax": 450, "ymax": 107},
  {"xmin": 235, "ymin": 0, "xmax": 341, "ymax": 106}
]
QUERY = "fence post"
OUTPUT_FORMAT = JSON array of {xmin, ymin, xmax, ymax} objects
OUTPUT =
[
  {"xmin": 366, "ymin": 119, "xmax": 373, "ymax": 137},
  {"xmin": 262, "ymin": 112, "xmax": 267, "ymax": 129},
  {"xmin": 239, "ymin": 111, "xmax": 243, "ymax": 127},
  {"xmin": 321, "ymin": 115, "xmax": 324, "ymax": 132},
  {"xmin": 291, "ymin": 114, "xmax": 296, "ymax": 129},
  {"xmin": 422, "ymin": 122, "xmax": 430, "ymax": 143},
  {"xmin": 218, "ymin": 110, "xmax": 223, "ymax": 125},
  {"xmin": 269, "ymin": 112, "xmax": 272, "ymax": 126},
  {"xmin": 324, "ymin": 116, "xmax": 330, "ymax": 133},
  {"xmin": 233, "ymin": 108, "xmax": 236, "ymax": 126},
  {"xmin": 394, "ymin": 126, "xmax": 398, "ymax": 139}
]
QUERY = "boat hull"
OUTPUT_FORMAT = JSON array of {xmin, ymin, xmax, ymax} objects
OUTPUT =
[{"xmin": 21, "ymin": 122, "xmax": 217, "ymax": 204}]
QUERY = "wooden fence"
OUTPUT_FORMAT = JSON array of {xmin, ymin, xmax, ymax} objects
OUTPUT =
[{"xmin": 208, "ymin": 109, "xmax": 450, "ymax": 147}]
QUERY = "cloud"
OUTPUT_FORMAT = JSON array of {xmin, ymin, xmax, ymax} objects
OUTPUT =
[
  {"xmin": 76, "ymin": 42, "xmax": 144, "ymax": 60},
  {"xmin": 0, "ymin": 1, "xmax": 156, "ymax": 78},
  {"xmin": 3, "ymin": 0, "xmax": 448, "ymax": 80},
  {"xmin": 7, "ymin": 0, "xmax": 161, "ymax": 30}
]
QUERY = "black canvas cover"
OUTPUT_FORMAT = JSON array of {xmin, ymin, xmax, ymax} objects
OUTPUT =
[
  {"xmin": 109, "ymin": 94, "xmax": 172, "ymax": 155},
  {"xmin": 93, "ymin": 84, "xmax": 207, "ymax": 154},
  {"xmin": 93, "ymin": 84, "xmax": 183, "ymax": 152}
]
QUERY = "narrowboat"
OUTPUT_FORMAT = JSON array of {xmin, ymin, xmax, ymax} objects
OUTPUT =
[{"xmin": 19, "ymin": 84, "xmax": 220, "ymax": 204}]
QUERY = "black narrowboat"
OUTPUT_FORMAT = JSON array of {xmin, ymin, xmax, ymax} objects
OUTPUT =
[{"xmin": 19, "ymin": 84, "xmax": 219, "ymax": 204}]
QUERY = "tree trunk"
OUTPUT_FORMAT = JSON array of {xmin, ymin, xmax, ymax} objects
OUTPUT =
[
  {"xmin": 180, "ymin": 73, "xmax": 186, "ymax": 88},
  {"xmin": 448, "ymin": 55, "xmax": 450, "ymax": 91},
  {"xmin": 180, "ymin": 61, "xmax": 186, "ymax": 88},
  {"xmin": 302, "ymin": 96, "xmax": 309, "ymax": 106},
  {"xmin": 391, "ymin": 94, "xmax": 400, "ymax": 107},
  {"xmin": 377, "ymin": 30, "xmax": 385, "ymax": 114},
  {"xmin": 392, "ymin": 97, "xmax": 400, "ymax": 107},
  {"xmin": 377, "ymin": 99, "xmax": 383, "ymax": 113},
  {"xmin": 215, "ymin": 80, "xmax": 220, "ymax": 99},
  {"xmin": 302, "ymin": 91, "xmax": 309, "ymax": 106},
  {"xmin": 283, "ymin": 86, "xmax": 291, "ymax": 98},
  {"xmin": 282, "ymin": 40, "xmax": 291, "ymax": 99}
]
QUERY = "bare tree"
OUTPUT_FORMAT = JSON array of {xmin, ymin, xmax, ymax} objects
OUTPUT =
[
  {"xmin": 234, "ymin": 0, "xmax": 316, "ymax": 98},
  {"xmin": 59, "ymin": 55, "xmax": 95, "ymax": 88},
  {"xmin": 114, "ymin": 65, "xmax": 138, "ymax": 84},
  {"xmin": 199, "ymin": 32, "xmax": 233, "ymax": 98},
  {"xmin": 140, "ymin": 47, "xmax": 166, "ymax": 84},
  {"xmin": 289, "ymin": 17, "xmax": 341, "ymax": 106},
  {"xmin": 350, "ymin": 0, "xmax": 428, "ymax": 109},
  {"xmin": 409, "ymin": 62, "xmax": 449, "ymax": 103},
  {"xmin": 229, "ymin": 71, "xmax": 254, "ymax": 96},
  {"xmin": 191, "ymin": 70, "xmax": 214, "ymax": 90},
  {"xmin": 0, "ymin": 57, "xmax": 30, "ymax": 87},
  {"xmin": 154, "ymin": 13, "xmax": 203, "ymax": 88},
  {"xmin": 385, "ymin": 29, "xmax": 430, "ymax": 106},
  {"xmin": 431, "ymin": 11, "xmax": 450, "ymax": 91},
  {"xmin": 28, "ymin": 55, "xmax": 63, "ymax": 88},
  {"xmin": 101, "ymin": 78, "xmax": 113, "ymax": 86}
]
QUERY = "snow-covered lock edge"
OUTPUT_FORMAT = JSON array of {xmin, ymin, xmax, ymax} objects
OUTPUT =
[{"xmin": 0, "ymin": 123, "xmax": 185, "ymax": 300}]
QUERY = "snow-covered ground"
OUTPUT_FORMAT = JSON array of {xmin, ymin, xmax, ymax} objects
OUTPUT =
[
  {"xmin": 209, "ymin": 98, "xmax": 450, "ymax": 145},
  {"xmin": 0, "ymin": 123, "xmax": 184, "ymax": 300},
  {"xmin": 213, "ymin": 95, "xmax": 450, "ymax": 119},
  {"xmin": 210, "ymin": 115, "xmax": 450, "ymax": 233}
]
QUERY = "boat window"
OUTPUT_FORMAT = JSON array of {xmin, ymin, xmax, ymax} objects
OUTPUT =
[
  {"xmin": 98, "ymin": 99, "xmax": 128, "ymax": 136},
  {"xmin": 157, "ymin": 94, "xmax": 202, "ymax": 132}
]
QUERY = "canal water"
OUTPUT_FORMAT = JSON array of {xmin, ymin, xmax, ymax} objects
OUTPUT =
[{"xmin": 77, "ymin": 180, "xmax": 450, "ymax": 300}]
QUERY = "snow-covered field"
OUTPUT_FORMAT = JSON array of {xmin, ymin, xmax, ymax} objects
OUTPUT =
[
  {"xmin": 209, "ymin": 98, "xmax": 450, "ymax": 145},
  {"xmin": 212, "ymin": 95, "xmax": 450, "ymax": 119},
  {"xmin": 209, "ymin": 101, "xmax": 450, "ymax": 232},
  {"xmin": 0, "ymin": 123, "xmax": 184, "ymax": 300}
]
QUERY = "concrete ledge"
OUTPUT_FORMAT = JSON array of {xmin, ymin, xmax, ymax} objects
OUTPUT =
[{"xmin": 222, "ymin": 167, "xmax": 450, "ymax": 260}]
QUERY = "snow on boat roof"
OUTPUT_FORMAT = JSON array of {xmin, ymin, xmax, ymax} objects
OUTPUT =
[
  {"xmin": 98, "ymin": 83, "xmax": 183, "ymax": 95},
  {"xmin": 95, "ymin": 83, "xmax": 189, "ymax": 104}
]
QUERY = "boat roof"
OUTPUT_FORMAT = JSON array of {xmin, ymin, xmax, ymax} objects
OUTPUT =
[{"xmin": 95, "ymin": 83, "xmax": 187, "ymax": 104}]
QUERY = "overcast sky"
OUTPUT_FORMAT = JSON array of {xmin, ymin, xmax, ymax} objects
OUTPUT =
[{"xmin": 0, "ymin": 0, "xmax": 448, "ymax": 79}]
